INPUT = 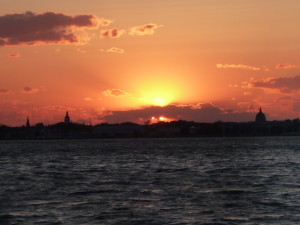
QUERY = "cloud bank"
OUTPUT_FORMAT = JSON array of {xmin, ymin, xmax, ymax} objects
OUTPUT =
[{"xmin": 0, "ymin": 11, "xmax": 105, "ymax": 46}]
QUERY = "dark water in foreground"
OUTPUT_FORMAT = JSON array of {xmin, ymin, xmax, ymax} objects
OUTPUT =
[{"xmin": 0, "ymin": 137, "xmax": 300, "ymax": 225}]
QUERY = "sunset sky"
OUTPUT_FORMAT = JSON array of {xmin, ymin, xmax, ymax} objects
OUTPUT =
[{"xmin": 1, "ymin": 0, "xmax": 300, "ymax": 126}]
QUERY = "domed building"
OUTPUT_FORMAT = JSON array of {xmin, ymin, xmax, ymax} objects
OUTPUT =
[{"xmin": 255, "ymin": 107, "xmax": 266, "ymax": 123}]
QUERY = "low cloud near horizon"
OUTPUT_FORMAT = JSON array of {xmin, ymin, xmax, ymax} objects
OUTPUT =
[{"xmin": 101, "ymin": 103, "xmax": 257, "ymax": 124}]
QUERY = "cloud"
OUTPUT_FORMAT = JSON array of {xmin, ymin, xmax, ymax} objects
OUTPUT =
[
  {"xmin": 9, "ymin": 52, "xmax": 21, "ymax": 58},
  {"xmin": 129, "ymin": 23, "xmax": 161, "ymax": 36},
  {"xmin": 101, "ymin": 103, "xmax": 256, "ymax": 124},
  {"xmin": 275, "ymin": 63, "xmax": 299, "ymax": 69},
  {"xmin": 106, "ymin": 47, "xmax": 124, "ymax": 54},
  {"xmin": 22, "ymin": 86, "xmax": 39, "ymax": 94},
  {"xmin": 76, "ymin": 48, "xmax": 86, "ymax": 54},
  {"xmin": 216, "ymin": 64, "xmax": 262, "ymax": 71},
  {"xmin": 100, "ymin": 28, "xmax": 126, "ymax": 38},
  {"xmin": 102, "ymin": 89, "xmax": 128, "ymax": 97},
  {"xmin": 0, "ymin": 89, "xmax": 10, "ymax": 94},
  {"xmin": 0, "ymin": 11, "xmax": 104, "ymax": 46},
  {"xmin": 84, "ymin": 97, "xmax": 93, "ymax": 101},
  {"xmin": 251, "ymin": 75, "xmax": 300, "ymax": 93}
]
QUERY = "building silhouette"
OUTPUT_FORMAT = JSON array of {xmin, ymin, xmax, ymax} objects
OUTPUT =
[
  {"xmin": 255, "ymin": 107, "xmax": 266, "ymax": 123},
  {"xmin": 64, "ymin": 111, "xmax": 71, "ymax": 124}
]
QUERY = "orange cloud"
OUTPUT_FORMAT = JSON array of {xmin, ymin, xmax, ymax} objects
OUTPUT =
[
  {"xmin": 22, "ymin": 86, "xmax": 39, "ymax": 94},
  {"xmin": 102, "ymin": 89, "xmax": 128, "ymax": 97},
  {"xmin": 106, "ymin": 47, "xmax": 124, "ymax": 54},
  {"xmin": 100, "ymin": 28, "xmax": 126, "ymax": 39},
  {"xmin": 251, "ymin": 75, "xmax": 300, "ymax": 93},
  {"xmin": 129, "ymin": 23, "xmax": 161, "ymax": 36},
  {"xmin": 216, "ymin": 64, "xmax": 262, "ymax": 71},
  {"xmin": 275, "ymin": 63, "xmax": 299, "ymax": 69},
  {"xmin": 0, "ymin": 11, "xmax": 102, "ymax": 46}
]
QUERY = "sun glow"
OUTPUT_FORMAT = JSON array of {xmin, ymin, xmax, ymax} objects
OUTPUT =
[
  {"xmin": 151, "ymin": 97, "xmax": 168, "ymax": 106},
  {"xmin": 135, "ymin": 75, "xmax": 182, "ymax": 107}
]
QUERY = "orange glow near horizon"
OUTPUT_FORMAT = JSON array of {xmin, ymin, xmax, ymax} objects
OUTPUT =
[{"xmin": 150, "ymin": 116, "xmax": 173, "ymax": 123}]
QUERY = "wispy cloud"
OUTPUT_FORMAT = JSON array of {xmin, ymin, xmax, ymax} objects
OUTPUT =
[
  {"xmin": 106, "ymin": 47, "xmax": 124, "ymax": 54},
  {"xmin": 216, "ymin": 64, "xmax": 263, "ymax": 71},
  {"xmin": 0, "ymin": 11, "xmax": 106, "ymax": 46},
  {"xmin": 129, "ymin": 23, "xmax": 161, "ymax": 36}
]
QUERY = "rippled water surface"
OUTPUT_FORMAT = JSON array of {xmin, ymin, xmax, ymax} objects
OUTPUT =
[{"xmin": 0, "ymin": 137, "xmax": 300, "ymax": 225}]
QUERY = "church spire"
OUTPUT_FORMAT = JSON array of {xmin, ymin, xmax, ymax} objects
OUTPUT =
[
  {"xmin": 64, "ymin": 111, "xmax": 71, "ymax": 123},
  {"xmin": 26, "ymin": 117, "xmax": 30, "ymax": 128}
]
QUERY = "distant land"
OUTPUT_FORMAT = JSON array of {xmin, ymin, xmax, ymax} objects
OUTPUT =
[{"xmin": 1, "ymin": 110, "xmax": 300, "ymax": 140}]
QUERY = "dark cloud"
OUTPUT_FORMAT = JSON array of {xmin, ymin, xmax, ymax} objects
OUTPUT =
[
  {"xmin": 22, "ymin": 86, "xmax": 39, "ymax": 94},
  {"xmin": 101, "ymin": 104, "xmax": 256, "ymax": 124},
  {"xmin": 100, "ymin": 28, "xmax": 125, "ymax": 38},
  {"xmin": 252, "ymin": 75, "xmax": 300, "ymax": 93},
  {"xmin": 129, "ymin": 23, "xmax": 161, "ymax": 36},
  {"xmin": 0, "ymin": 11, "xmax": 102, "ymax": 46}
]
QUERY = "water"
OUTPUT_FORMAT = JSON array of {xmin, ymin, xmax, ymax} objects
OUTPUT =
[{"xmin": 0, "ymin": 137, "xmax": 300, "ymax": 225}]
